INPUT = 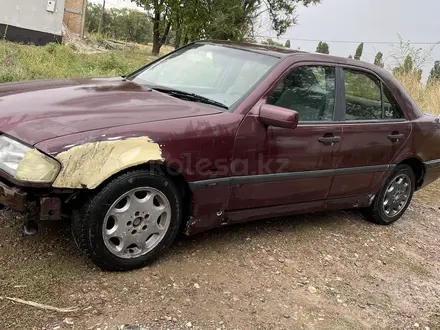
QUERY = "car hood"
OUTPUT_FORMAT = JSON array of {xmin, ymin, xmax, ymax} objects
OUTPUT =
[{"xmin": 0, "ymin": 77, "xmax": 222, "ymax": 145}]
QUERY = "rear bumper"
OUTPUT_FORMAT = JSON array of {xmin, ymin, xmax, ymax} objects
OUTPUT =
[
  {"xmin": 0, "ymin": 180, "xmax": 27, "ymax": 212},
  {"xmin": 422, "ymin": 158, "xmax": 440, "ymax": 187}
]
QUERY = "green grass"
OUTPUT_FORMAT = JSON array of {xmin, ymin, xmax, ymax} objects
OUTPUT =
[{"xmin": 0, "ymin": 41, "xmax": 158, "ymax": 83}]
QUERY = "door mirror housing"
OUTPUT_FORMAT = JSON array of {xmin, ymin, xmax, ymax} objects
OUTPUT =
[{"xmin": 259, "ymin": 104, "xmax": 299, "ymax": 129}]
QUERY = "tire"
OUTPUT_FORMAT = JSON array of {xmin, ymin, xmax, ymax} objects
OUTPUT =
[
  {"xmin": 363, "ymin": 164, "xmax": 415, "ymax": 225},
  {"xmin": 71, "ymin": 169, "xmax": 182, "ymax": 271}
]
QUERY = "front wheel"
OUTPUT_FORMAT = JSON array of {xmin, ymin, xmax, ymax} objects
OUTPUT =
[
  {"xmin": 363, "ymin": 164, "xmax": 415, "ymax": 225},
  {"xmin": 71, "ymin": 170, "xmax": 182, "ymax": 271}
]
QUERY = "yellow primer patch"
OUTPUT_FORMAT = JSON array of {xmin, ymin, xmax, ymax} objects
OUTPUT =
[{"xmin": 52, "ymin": 137, "xmax": 163, "ymax": 189}]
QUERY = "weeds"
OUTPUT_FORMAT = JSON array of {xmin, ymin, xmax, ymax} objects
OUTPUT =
[
  {"xmin": 0, "ymin": 41, "xmax": 151, "ymax": 83},
  {"xmin": 395, "ymin": 72, "xmax": 440, "ymax": 115}
]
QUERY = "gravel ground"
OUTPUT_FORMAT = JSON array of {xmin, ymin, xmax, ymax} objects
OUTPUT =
[{"xmin": 0, "ymin": 192, "xmax": 440, "ymax": 330}]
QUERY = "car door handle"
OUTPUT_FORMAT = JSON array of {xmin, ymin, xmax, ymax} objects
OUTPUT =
[
  {"xmin": 388, "ymin": 134, "xmax": 404, "ymax": 141},
  {"xmin": 318, "ymin": 136, "xmax": 341, "ymax": 144}
]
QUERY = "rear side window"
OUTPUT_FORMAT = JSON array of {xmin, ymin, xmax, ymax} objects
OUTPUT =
[
  {"xmin": 343, "ymin": 68, "xmax": 403, "ymax": 120},
  {"xmin": 383, "ymin": 86, "xmax": 403, "ymax": 119},
  {"xmin": 344, "ymin": 69, "xmax": 382, "ymax": 120}
]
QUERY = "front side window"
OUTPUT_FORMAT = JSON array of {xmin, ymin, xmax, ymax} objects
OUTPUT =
[
  {"xmin": 130, "ymin": 44, "xmax": 279, "ymax": 110},
  {"xmin": 268, "ymin": 66, "xmax": 336, "ymax": 122},
  {"xmin": 343, "ymin": 69, "xmax": 403, "ymax": 120}
]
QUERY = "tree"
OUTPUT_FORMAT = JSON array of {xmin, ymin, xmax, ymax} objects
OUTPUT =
[
  {"xmin": 390, "ymin": 34, "xmax": 435, "ymax": 74},
  {"xmin": 316, "ymin": 41, "xmax": 329, "ymax": 54},
  {"xmin": 389, "ymin": 35, "xmax": 435, "ymax": 82},
  {"xmin": 133, "ymin": 0, "xmax": 321, "ymax": 55},
  {"xmin": 393, "ymin": 55, "xmax": 423, "ymax": 82},
  {"xmin": 428, "ymin": 61, "xmax": 440, "ymax": 83},
  {"xmin": 348, "ymin": 55, "xmax": 353, "ymax": 59},
  {"xmin": 374, "ymin": 52, "xmax": 384, "ymax": 68},
  {"xmin": 284, "ymin": 40, "xmax": 291, "ymax": 48},
  {"xmin": 354, "ymin": 42, "xmax": 363, "ymax": 60},
  {"xmin": 85, "ymin": 3, "xmax": 154, "ymax": 44},
  {"xmin": 134, "ymin": 0, "xmax": 174, "ymax": 55}
]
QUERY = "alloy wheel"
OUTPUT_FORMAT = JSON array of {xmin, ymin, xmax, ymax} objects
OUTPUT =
[
  {"xmin": 382, "ymin": 174, "xmax": 411, "ymax": 218},
  {"xmin": 102, "ymin": 187, "xmax": 171, "ymax": 259}
]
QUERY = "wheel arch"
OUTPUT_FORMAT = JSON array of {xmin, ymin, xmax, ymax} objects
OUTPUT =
[
  {"xmin": 398, "ymin": 157, "xmax": 425, "ymax": 190},
  {"xmin": 74, "ymin": 161, "xmax": 193, "ymax": 230}
]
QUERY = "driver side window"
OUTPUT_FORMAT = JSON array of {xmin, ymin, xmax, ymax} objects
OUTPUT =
[{"xmin": 268, "ymin": 65, "xmax": 336, "ymax": 122}]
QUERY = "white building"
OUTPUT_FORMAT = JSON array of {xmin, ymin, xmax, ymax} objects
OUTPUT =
[{"xmin": 0, "ymin": 0, "xmax": 86, "ymax": 45}]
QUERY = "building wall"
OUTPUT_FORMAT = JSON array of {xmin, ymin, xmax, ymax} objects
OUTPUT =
[
  {"xmin": 1, "ymin": 0, "xmax": 66, "ymax": 36},
  {"xmin": 63, "ymin": 0, "xmax": 86, "ymax": 37}
]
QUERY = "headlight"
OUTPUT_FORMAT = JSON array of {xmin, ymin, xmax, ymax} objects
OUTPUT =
[{"xmin": 0, "ymin": 136, "xmax": 60, "ymax": 183}]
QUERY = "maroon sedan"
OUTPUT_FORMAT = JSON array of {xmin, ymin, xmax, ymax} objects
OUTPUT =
[{"xmin": 1, "ymin": 41, "xmax": 439, "ymax": 271}]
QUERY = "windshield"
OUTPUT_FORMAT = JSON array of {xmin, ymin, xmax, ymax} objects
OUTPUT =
[{"xmin": 130, "ymin": 44, "xmax": 279, "ymax": 110}]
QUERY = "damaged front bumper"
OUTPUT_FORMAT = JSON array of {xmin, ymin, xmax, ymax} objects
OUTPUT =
[
  {"xmin": 0, "ymin": 180, "xmax": 62, "ymax": 221},
  {"xmin": 0, "ymin": 180, "xmax": 27, "ymax": 212}
]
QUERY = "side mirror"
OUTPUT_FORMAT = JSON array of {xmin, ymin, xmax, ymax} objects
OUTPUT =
[{"xmin": 259, "ymin": 104, "xmax": 299, "ymax": 129}]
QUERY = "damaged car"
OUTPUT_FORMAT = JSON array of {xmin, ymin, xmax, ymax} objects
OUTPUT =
[{"xmin": 1, "ymin": 40, "xmax": 440, "ymax": 271}]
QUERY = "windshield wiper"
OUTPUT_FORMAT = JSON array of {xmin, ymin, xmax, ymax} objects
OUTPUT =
[{"xmin": 151, "ymin": 86, "xmax": 229, "ymax": 110}]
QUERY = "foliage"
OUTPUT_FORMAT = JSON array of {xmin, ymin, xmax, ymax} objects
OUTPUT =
[
  {"xmin": 389, "ymin": 35, "xmax": 436, "ymax": 79},
  {"xmin": 316, "ymin": 41, "xmax": 329, "ymax": 54},
  {"xmin": 85, "ymin": 3, "xmax": 153, "ymax": 44},
  {"xmin": 428, "ymin": 61, "xmax": 440, "ymax": 83},
  {"xmin": 354, "ymin": 42, "xmax": 363, "ymax": 60},
  {"xmin": 201, "ymin": 0, "xmax": 258, "ymax": 41},
  {"xmin": 284, "ymin": 40, "xmax": 291, "ymax": 48},
  {"xmin": 348, "ymin": 55, "xmax": 353, "ymax": 59},
  {"xmin": 393, "ymin": 55, "xmax": 423, "ymax": 82},
  {"xmin": 374, "ymin": 52, "xmax": 384, "ymax": 68},
  {"xmin": 132, "ymin": 0, "xmax": 321, "ymax": 55},
  {"xmin": 261, "ymin": 38, "xmax": 286, "ymax": 47}
]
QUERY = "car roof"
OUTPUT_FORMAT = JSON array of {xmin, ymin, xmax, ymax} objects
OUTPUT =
[
  {"xmin": 196, "ymin": 39, "xmax": 304, "ymax": 57},
  {"xmin": 196, "ymin": 40, "xmax": 383, "ymax": 73}
]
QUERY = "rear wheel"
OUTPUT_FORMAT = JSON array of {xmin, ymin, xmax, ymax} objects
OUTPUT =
[
  {"xmin": 363, "ymin": 164, "xmax": 415, "ymax": 225},
  {"xmin": 71, "ymin": 170, "xmax": 182, "ymax": 271}
]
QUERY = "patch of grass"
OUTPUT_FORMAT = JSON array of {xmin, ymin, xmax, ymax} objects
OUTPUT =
[
  {"xmin": 406, "ymin": 260, "xmax": 431, "ymax": 277},
  {"xmin": 0, "ymin": 41, "xmax": 156, "ymax": 83}
]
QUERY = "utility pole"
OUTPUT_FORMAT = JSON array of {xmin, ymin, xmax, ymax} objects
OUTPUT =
[
  {"xmin": 80, "ymin": 0, "xmax": 88, "ymax": 38},
  {"xmin": 97, "ymin": 0, "xmax": 106, "ymax": 36}
]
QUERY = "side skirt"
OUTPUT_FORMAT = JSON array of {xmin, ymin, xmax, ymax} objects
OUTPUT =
[{"xmin": 224, "ymin": 194, "xmax": 373, "ymax": 225}]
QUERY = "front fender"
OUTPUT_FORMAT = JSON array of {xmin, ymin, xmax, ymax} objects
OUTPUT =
[{"xmin": 52, "ymin": 136, "xmax": 163, "ymax": 189}]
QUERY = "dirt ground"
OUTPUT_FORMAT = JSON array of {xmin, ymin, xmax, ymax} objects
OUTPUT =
[{"xmin": 1, "ymin": 189, "xmax": 440, "ymax": 330}]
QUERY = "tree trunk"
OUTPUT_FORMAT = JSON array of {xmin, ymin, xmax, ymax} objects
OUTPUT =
[
  {"xmin": 151, "ymin": 9, "xmax": 161, "ymax": 56},
  {"xmin": 165, "ymin": 29, "xmax": 172, "ymax": 45},
  {"xmin": 160, "ymin": 21, "xmax": 172, "ymax": 47},
  {"xmin": 183, "ymin": 32, "xmax": 189, "ymax": 45},
  {"xmin": 174, "ymin": 18, "xmax": 182, "ymax": 49}
]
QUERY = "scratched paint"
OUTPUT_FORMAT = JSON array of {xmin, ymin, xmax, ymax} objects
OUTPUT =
[{"xmin": 52, "ymin": 137, "xmax": 163, "ymax": 189}]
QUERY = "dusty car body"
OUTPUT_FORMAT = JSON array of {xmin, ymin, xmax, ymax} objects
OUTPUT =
[{"xmin": 1, "ymin": 40, "xmax": 440, "ymax": 270}]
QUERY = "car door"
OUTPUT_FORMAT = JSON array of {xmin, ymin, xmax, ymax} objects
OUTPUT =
[
  {"xmin": 227, "ymin": 63, "xmax": 342, "ymax": 211},
  {"xmin": 329, "ymin": 67, "xmax": 412, "ymax": 199}
]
